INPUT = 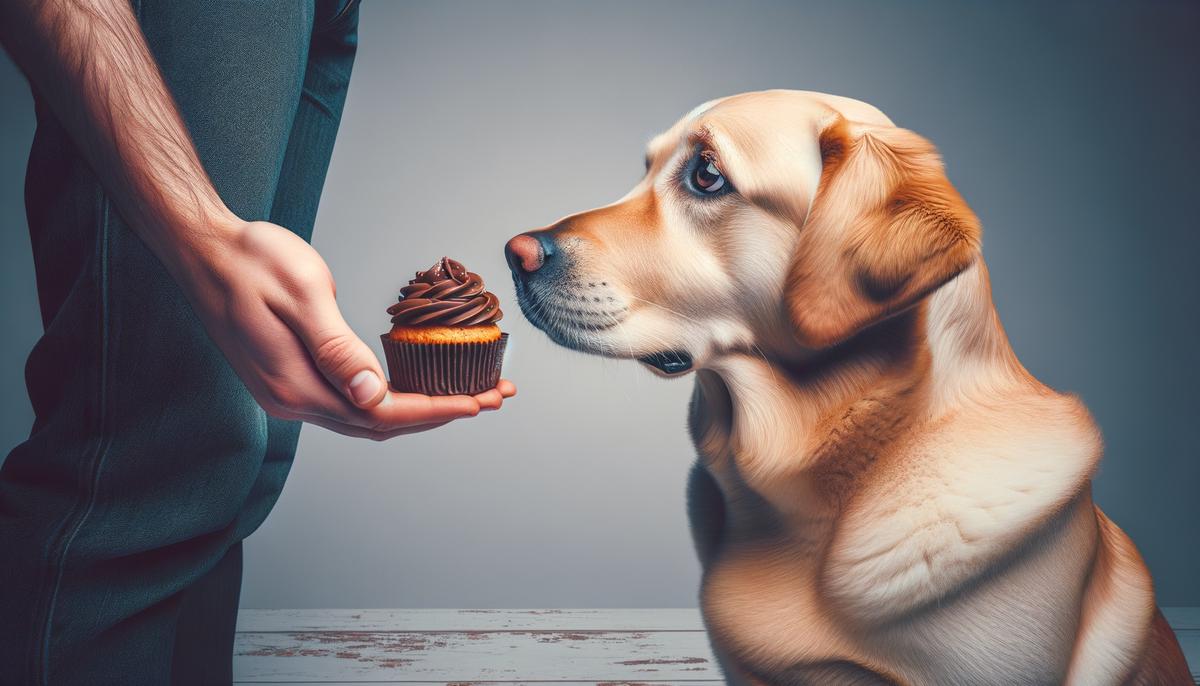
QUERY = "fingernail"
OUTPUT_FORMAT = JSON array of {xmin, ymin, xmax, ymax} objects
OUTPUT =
[{"xmin": 348, "ymin": 370, "xmax": 382, "ymax": 405}]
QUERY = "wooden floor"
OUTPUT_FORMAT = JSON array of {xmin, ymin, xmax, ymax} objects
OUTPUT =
[{"xmin": 234, "ymin": 608, "xmax": 1200, "ymax": 684}]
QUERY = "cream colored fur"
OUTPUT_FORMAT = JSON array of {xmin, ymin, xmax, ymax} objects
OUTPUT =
[{"xmin": 510, "ymin": 90, "xmax": 1188, "ymax": 685}]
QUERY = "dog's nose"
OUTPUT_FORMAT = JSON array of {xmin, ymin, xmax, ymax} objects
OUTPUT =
[{"xmin": 505, "ymin": 233, "xmax": 554, "ymax": 273}]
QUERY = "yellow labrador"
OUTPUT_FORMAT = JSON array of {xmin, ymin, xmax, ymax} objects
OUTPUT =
[{"xmin": 505, "ymin": 90, "xmax": 1190, "ymax": 685}]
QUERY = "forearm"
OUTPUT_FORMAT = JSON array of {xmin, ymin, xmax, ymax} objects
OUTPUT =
[{"xmin": 0, "ymin": 0, "xmax": 238, "ymax": 272}]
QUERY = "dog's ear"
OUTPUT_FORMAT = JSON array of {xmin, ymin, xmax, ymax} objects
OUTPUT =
[{"xmin": 786, "ymin": 117, "xmax": 981, "ymax": 348}]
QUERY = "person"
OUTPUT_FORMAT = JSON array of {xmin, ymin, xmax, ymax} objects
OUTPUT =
[{"xmin": 0, "ymin": 1, "xmax": 515, "ymax": 683}]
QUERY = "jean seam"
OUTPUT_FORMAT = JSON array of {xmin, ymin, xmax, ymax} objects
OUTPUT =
[
  {"xmin": 300, "ymin": 85, "xmax": 338, "ymax": 120},
  {"xmin": 317, "ymin": 0, "xmax": 361, "ymax": 34},
  {"xmin": 33, "ymin": 193, "xmax": 116, "ymax": 685}
]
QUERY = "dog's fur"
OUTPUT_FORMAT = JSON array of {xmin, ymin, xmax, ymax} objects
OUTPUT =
[{"xmin": 508, "ymin": 90, "xmax": 1190, "ymax": 685}]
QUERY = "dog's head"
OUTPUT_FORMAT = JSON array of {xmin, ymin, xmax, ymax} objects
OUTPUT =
[{"xmin": 506, "ymin": 90, "xmax": 981, "ymax": 377}]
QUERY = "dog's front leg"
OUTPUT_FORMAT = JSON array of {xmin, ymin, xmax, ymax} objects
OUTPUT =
[
  {"xmin": 714, "ymin": 650, "xmax": 772, "ymax": 686},
  {"xmin": 686, "ymin": 462, "xmax": 725, "ymax": 566}
]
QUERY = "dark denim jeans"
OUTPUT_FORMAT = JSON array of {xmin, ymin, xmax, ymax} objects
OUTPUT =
[{"xmin": 0, "ymin": 1, "xmax": 359, "ymax": 683}]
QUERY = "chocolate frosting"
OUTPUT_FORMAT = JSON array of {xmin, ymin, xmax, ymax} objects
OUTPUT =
[{"xmin": 388, "ymin": 257, "xmax": 503, "ymax": 327}]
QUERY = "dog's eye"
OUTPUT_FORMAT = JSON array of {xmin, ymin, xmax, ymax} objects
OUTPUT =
[{"xmin": 691, "ymin": 156, "xmax": 726, "ymax": 194}]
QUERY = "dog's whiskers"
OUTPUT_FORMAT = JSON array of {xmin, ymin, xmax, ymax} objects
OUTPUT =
[{"xmin": 625, "ymin": 294, "xmax": 704, "ymax": 327}]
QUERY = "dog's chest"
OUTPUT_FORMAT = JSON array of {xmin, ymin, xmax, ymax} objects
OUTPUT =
[
  {"xmin": 691, "ymin": 400, "xmax": 1102, "ymax": 683},
  {"xmin": 698, "ymin": 522, "xmax": 1088, "ymax": 685}
]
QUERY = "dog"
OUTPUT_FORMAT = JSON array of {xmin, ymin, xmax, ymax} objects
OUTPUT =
[{"xmin": 504, "ymin": 90, "xmax": 1191, "ymax": 685}]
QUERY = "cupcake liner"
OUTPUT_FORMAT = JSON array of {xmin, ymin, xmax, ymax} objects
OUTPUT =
[{"xmin": 381, "ymin": 333, "xmax": 508, "ymax": 396}]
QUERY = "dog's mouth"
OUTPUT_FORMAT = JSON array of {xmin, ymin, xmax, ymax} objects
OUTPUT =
[
  {"xmin": 513, "ymin": 270, "xmax": 697, "ymax": 375},
  {"xmin": 638, "ymin": 350, "xmax": 694, "ymax": 376},
  {"xmin": 516, "ymin": 285, "xmax": 695, "ymax": 375}
]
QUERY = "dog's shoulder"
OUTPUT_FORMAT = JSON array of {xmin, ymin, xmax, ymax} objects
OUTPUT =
[{"xmin": 822, "ymin": 384, "xmax": 1103, "ymax": 622}]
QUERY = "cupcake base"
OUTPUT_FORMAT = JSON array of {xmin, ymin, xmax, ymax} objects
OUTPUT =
[
  {"xmin": 387, "ymin": 324, "xmax": 502, "ymax": 344},
  {"xmin": 381, "ymin": 333, "xmax": 508, "ymax": 396}
]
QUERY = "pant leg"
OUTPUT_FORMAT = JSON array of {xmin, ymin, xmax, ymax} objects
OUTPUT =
[
  {"xmin": 169, "ymin": 543, "xmax": 243, "ymax": 686},
  {"xmin": 0, "ymin": 2, "xmax": 319, "ymax": 684},
  {"xmin": 169, "ymin": 4, "xmax": 360, "ymax": 680},
  {"xmin": 232, "ymin": 0, "xmax": 362, "ymax": 543}
]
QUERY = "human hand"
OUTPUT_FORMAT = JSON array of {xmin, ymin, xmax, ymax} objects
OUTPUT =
[
  {"xmin": 169, "ymin": 218, "xmax": 515, "ymax": 440},
  {"xmin": 1, "ymin": 0, "xmax": 518, "ymax": 439}
]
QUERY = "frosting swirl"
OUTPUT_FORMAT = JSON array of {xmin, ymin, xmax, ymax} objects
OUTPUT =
[{"xmin": 388, "ymin": 257, "xmax": 503, "ymax": 327}]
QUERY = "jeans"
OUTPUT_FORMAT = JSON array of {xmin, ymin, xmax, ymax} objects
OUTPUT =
[{"xmin": 0, "ymin": 0, "xmax": 359, "ymax": 683}]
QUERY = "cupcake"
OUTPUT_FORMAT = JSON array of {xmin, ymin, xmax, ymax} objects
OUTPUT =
[{"xmin": 381, "ymin": 257, "xmax": 508, "ymax": 396}]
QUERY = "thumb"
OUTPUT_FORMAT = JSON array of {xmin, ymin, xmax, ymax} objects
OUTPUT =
[{"xmin": 292, "ymin": 295, "xmax": 388, "ymax": 408}]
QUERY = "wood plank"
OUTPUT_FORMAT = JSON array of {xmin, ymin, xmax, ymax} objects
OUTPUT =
[
  {"xmin": 239, "ymin": 607, "xmax": 1198, "ymax": 633},
  {"xmin": 234, "ymin": 629, "xmax": 718, "ymax": 682},
  {"xmin": 236, "ymin": 609, "xmax": 705, "ymax": 633},
  {"xmin": 233, "ymin": 609, "xmax": 1199, "ymax": 684}
]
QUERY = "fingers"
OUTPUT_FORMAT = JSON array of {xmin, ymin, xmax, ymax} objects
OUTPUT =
[
  {"xmin": 276, "ymin": 366, "xmax": 485, "ymax": 431},
  {"xmin": 474, "ymin": 388, "xmax": 504, "ymax": 411},
  {"xmin": 273, "ymin": 380, "xmax": 513, "ymax": 439},
  {"xmin": 280, "ymin": 292, "xmax": 388, "ymax": 409},
  {"xmin": 295, "ymin": 382, "xmax": 516, "ymax": 435},
  {"xmin": 475, "ymin": 380, "xmax": 515, "ymax": 410},
  {"xmin": 297, "ymin": 412, "xmax": 453, "ymax": 441},
  {"xmin": 368, "ymin": 391, "xmax": 482, "ymax": 426}
]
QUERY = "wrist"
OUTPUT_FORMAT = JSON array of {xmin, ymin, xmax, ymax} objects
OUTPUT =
[{"xmin": 150, "ymin": 203, "xmax": 247, "ymax": 290}]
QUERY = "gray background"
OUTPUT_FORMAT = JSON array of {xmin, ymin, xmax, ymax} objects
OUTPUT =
[{"xmin": 1, "ymin": 1, "xmax": 1197, "ymax": 608}]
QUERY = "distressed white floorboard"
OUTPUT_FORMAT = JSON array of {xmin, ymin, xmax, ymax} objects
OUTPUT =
[
  {"xmin": 235, "ymin": 630, "xmax": 716, "ymax": 682},
  {"xmin": 237, "ymin": 609, "xmax": 704, "ymax": 633},
  {"xmin": 234, "ymin": 608, "xmax": 1198, "ymax": 684}
]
